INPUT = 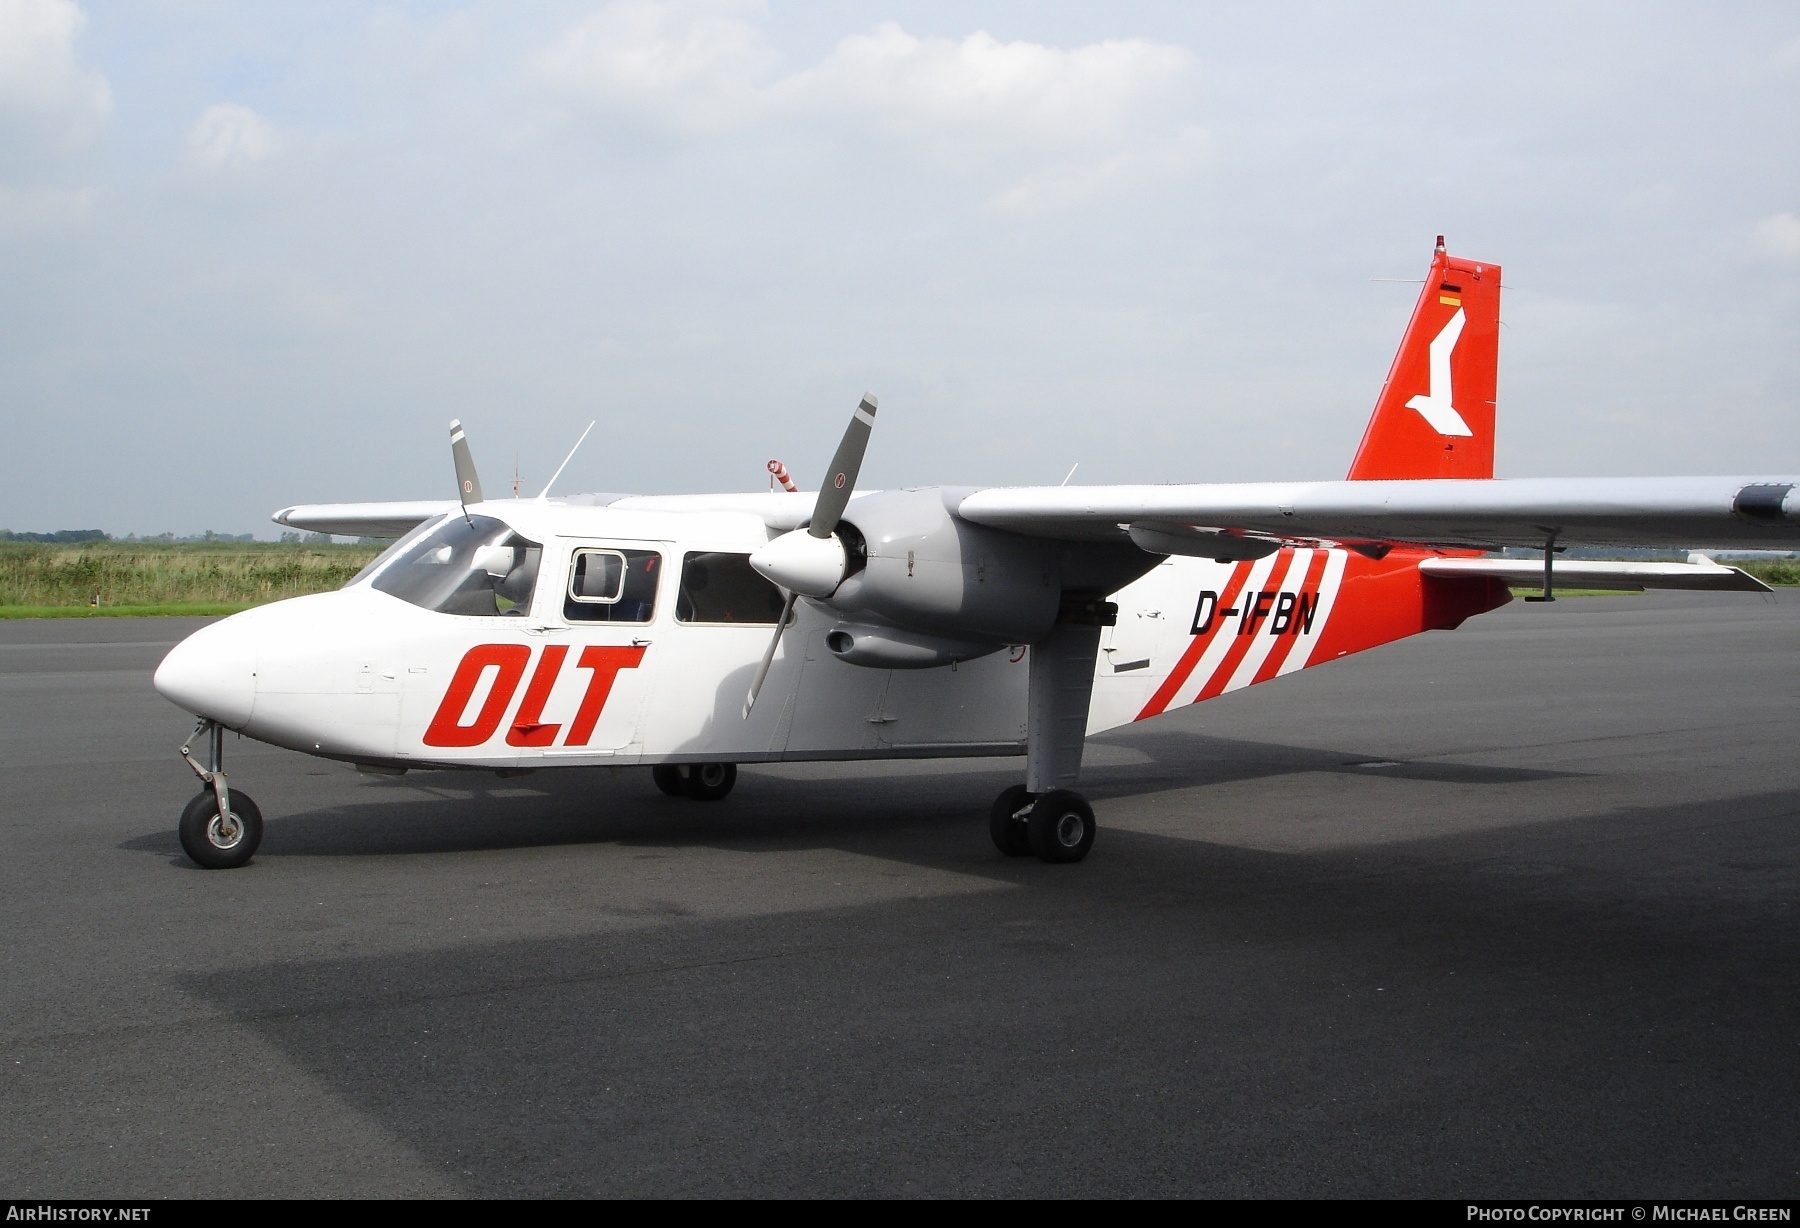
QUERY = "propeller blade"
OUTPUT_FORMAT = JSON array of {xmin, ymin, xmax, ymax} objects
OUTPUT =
[
  {"xmin": 450, "ymin": 419, "xmax": 484, "ymax": 509},
  {"xmin": 746, "ymin": 391, "xmax": 878, "ymax": 718},
  {"xmin": 743, "ymin": 590, "xmax": 799, "ymax": 718},
  {"xmin": 808, "ymin": 394, "xmax": 877, "ymax": 538}
]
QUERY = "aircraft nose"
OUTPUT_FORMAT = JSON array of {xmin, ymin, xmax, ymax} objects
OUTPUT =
[{"xmin": 154, "ymin": 617, "xmax": 257, "ymax": 728}]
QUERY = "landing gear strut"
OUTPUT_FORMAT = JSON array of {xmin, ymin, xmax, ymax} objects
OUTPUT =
[
  {"xmin": 177, "ymin": 719, "xmax": 263, "ymax": 869},
  {"xmin": 989, "ymin": 606, "xmax": 1111, "ymax": 864},
  {"xmin": 989, "ymin": 785, "xmax": 1096, "ymax": 863},
  {"xmin": 652, "ymin": 763, "xmax": 739, "ymax": 801}
]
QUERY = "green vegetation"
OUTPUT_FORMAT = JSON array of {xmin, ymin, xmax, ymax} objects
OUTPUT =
[
  {"xmin": 0, "ymin": 603, "xmax": 258, "ymax": 619},
  {"xmin": 0, "ymin": 540, "xmax": 386, "ymax": 617},
  {"xmin": 1733, "ymin": 559, "xmax": 1800, "ymax": 586},
  {"xmin": 0, "ymin": 538, "xmax": 1790, "ymax": 620}
]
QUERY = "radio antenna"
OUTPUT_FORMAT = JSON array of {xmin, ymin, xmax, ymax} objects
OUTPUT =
[{"xmin": 538, "ymin": 421, "xmax": 596, "ymax": 500}]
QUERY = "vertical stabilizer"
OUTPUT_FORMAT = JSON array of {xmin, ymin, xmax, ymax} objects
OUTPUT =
[{"xmin": 1347, "ymin": 238, "xmax": 1501, "ymax": 480}]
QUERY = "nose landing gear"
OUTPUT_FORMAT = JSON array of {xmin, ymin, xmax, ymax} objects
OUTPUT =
[{"xmin": 177, "ymin": 719, "xmax": 263, "ymax": 869}]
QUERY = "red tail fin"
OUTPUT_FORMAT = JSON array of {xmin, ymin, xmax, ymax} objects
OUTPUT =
[{"xmin": 1347, "ymin": 238, "xmax": 1501, "ymax": 480}]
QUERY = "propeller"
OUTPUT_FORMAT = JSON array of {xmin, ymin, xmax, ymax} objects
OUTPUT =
[
  {"xmin": 743, "ymin": 393, "xmax": 878, "ymax": 717},
  {"xmin": 450, "ymin": 419, "xmax": 484, "ymax": 518}
]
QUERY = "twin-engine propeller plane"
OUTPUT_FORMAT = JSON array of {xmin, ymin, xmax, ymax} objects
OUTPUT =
[{"xmin": 154, "ymin": 238, "xmax": 1800, "ymax": 869}]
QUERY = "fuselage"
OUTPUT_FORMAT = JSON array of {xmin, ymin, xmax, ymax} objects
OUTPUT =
[{"xmin": 153, "ymin": 496, "xmax": 1506, "ymax": 773}]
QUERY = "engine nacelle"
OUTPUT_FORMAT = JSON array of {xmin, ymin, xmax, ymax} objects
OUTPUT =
[
  {"xmin": 828, "ymin": 488, "xmax": 1061, "ymax": 643},
  {"xmin": 824, "ymin": 624, "xmax": 1000, "ymax": 669}
]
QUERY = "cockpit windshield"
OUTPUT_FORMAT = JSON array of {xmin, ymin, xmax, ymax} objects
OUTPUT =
[
  {"xmin": 344, "ymin": 515, "xmax": 448, "ymax": 589},
  {"xmin": 369, "ymin": 514, "xmax": 542, "ymax": 617}
]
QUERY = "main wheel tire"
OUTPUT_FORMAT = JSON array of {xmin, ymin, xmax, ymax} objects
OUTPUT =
[
  {"xmin": 989, "ymin": 784, "xmax": 1033, "ymax": 857},
  {"xmin": 1027, "ymin": 789, "xmax": 1095, "ymax": 864},
  {"xmin": 683, "ymin": 762, "xmax": 737, "ymax": 801},
  {"xmin": 651, "ymin": 765, "xmax": 686, "ymax": 797},
  {"xmin": 178, "ymin": 788, "xmax": 264, "ymax": 870}
]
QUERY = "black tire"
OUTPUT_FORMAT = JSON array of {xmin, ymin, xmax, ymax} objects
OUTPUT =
[
  {"xmin": 651, "ymin": 765, "xmax": 686, "ymax": 797},
  {"xmin": 683, "ymin": 762, "xmax": 737, "ymax": 801},
  {"xmin": 1027, "ymin": 789, "xmax": 1095, "ymax": 864},
  {"xmin": 178, "ymin": 788, "xmax": 264, "ymax": 870},
  {"xmin": 989, "ymin": 784, "xmax": 1033, "ymax": 857}
]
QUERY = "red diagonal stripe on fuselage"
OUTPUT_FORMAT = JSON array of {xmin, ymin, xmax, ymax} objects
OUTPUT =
[
  {"xmin": 1249, "ymin": 548, "xmax": 1332, "ymax": 687},
  {"xmin": 1135, "ymin": 559, "xmax": 1258, "ymax": 721},
  {"xmin": 1190, "ymin": 559, "xmax": 1294, "ymax": 705}
]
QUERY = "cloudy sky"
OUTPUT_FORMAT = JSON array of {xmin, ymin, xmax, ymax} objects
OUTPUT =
[{"xmin": 2, "ymin": 1, "xmax": 1797, "ymax": 536}]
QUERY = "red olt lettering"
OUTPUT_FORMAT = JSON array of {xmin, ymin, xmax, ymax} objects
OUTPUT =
[{"xmin": 423, "ymin": 644, "xmax": 646, "ymax": 749}]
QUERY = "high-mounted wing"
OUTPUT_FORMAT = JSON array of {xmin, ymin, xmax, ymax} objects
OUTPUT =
[
  {"xmin": 955, "ymin": 477, "xmax": 1800, "ymax": 553},
  {"xmin": 272, "ymin": 501, "xmax": 457, "ymax": 539}
]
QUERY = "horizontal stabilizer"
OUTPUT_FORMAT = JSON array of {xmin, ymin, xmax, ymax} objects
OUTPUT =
[
  {"xmin": 1418, "ymin": 557, "xmax": 1772, "ymax": 593},
  {"xmin": 271, "ymin": 501, "xmax": 457, "ymax": 539}
]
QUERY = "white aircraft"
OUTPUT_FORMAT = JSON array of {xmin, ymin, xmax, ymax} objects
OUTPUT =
[{"xmin": 154, "ymin": 239, "xmax": 1798, "ymax": 869}]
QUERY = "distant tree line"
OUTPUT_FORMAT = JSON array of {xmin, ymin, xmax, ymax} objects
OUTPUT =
[
  {"xmin": 0, "ymin": 529, "xmax": 110, "ymax": 543},
  {"xmin": 2, "ymin": 530, "xmax": 283, "ymax": 544}
]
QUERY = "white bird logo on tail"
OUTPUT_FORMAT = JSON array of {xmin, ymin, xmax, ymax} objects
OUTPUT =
[{"xmin": 1406, "ymin": 309, "xmax": 1473, "ymax": 436}]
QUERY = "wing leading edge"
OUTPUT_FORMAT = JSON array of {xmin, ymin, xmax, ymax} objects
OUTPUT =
[
  {"xmin": 271, "ymin": 501, "xmax": 458, "ymax": 539},
  {"xmin": 955, "ymin": 477, "xmax": 1800, "ymax": 553}
]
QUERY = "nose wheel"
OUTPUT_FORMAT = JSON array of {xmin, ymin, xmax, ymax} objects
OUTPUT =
[
  {"xmin": 179, "ymin": 788, "xmax": 263, "ymax": 869},
  {"xmin": 176, "ymin": 719, "xmax": 262, "ymax": 868},
  {"xmin": 989, "ymin": 785, "xmax": 1095, "ymax": 863}
]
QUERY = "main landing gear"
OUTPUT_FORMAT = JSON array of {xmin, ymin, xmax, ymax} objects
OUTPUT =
[
  {"xmin": 990, "ymin": 602, "xmax": 1113, "ymax": 865},
  {"xmin": 177, "ymin": 719, "xmax": 263, "ymax": 869},
  {"xmin": 652, "ymin": 763, "xmax": 739, "ymax": 802},
  {"xmin": 989, "ymin": 785, "xmax": 1096, "ymax": 863}
]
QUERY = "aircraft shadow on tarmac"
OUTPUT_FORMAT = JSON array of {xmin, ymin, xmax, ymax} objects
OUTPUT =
[
  {"xmin": 170, "ymin": 783, "xmax": 1800, "ymax": 1198},
  {"xmin": 117, "ymin": 727, "xmax": 1580, "ymax": 865}
]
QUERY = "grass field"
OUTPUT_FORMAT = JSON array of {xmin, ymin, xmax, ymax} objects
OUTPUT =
[
  {"xmin": 0, "ymin": 541, "xmax": 1792, "ymax": 619},
  {"xmin": 1733, "ymin": 559, "xmax": 1800, "ymax": 586},
  {"xmin": 0, "ymin": 541, "xmax": 385, "ymax": 617}
]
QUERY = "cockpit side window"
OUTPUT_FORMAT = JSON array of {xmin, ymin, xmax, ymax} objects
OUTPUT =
[
  {"xmin": 369, "ymin": 515, "xmax": 542, "ymax": 617},
  {"xmin": 676, "ymin": 552, "xmax": 787, "ymax": 624},
  {"xmin": 565, "ymin": 548, "xmax": 660, "ymax": 623}
]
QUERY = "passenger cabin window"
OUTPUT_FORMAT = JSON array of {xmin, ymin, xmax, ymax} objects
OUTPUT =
[
  {"xmin": 676, "ymin": 552, "xmax": 787, "ymax": 625},
  {"xmin": 565, "ymin": 548, "xmax": 661, "ymax": 623},
  {"xmin": 369, "ymin": 515, "xmax": 541, "ymax": 617}
]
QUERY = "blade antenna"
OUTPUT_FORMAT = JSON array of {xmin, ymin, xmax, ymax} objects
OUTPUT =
[
  {"xmin": 744, "ymin": 392, "xmax": 879, "ymax": 718},
  {"xmin": 450, "ymin": 419, "xmax": 483, "ymax": 524},
  {"xmin": 538, "ymin": 421, "xmax": 596, "ymax": 501}
]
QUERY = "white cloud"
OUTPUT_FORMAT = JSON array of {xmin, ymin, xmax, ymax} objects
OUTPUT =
[
  {"xmin": 539, "ymin": 3, "xmax": 1204, "ymax": 209},
  {"xmin": 782, "ymin": 24, "xmax": 1203, "ymax": 211},
  {"xmin": 539, "ymin": 0, "xmax": 780, "ymax": 135},
  {"xmin": 0, "ymin": 0, "xmax": 111, "ymax": 156},
  {"xmin": 187, "ymin": 104, "xmax": 276, "ymax": 168},
  {"xmin": 1752, "ymin": 211, "xmax": 1800, "ymax": 263}
]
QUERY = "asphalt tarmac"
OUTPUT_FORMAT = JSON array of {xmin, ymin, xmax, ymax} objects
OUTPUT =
[{"xmin": 2, "ymin": 592, "xmax": 1797, "ymax": 1198}]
